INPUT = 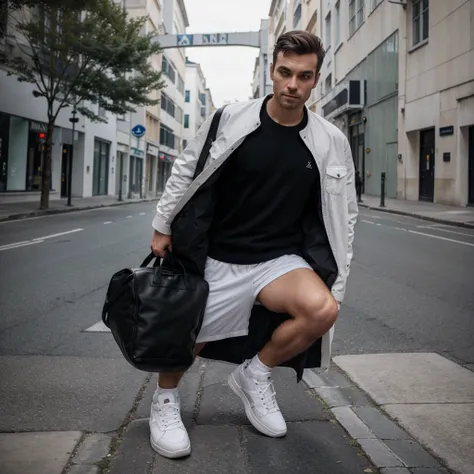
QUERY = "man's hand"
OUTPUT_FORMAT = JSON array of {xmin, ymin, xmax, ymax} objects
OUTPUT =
[{"xmin": 151, "ymin": 230, "xmax": 172, "ymax": 258}]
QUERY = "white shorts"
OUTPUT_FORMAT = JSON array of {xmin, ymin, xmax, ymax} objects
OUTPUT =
[{"xmin": 195, "ymin": 254, "xmax": 313, "ymax": 344}]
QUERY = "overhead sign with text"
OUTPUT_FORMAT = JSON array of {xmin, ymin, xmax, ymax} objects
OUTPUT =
[{"xmin": 177, "ymin": 33, "xmax": 229, "ymax": 47}]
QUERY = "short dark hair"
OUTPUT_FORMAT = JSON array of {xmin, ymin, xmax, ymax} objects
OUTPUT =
[{"xmin": 273, "ymin": 30, "xmax": 325, "ymax": 75}]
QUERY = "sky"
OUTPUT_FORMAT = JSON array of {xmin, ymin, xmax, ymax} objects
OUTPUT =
[{"xmin": 183, "ymin": 0, "xmax": 272, "ymax": 107}]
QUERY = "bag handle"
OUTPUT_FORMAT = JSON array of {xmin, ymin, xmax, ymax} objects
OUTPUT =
[{"xmin": 193, "ymin": 104, "xmax": 228, "ymax": 179}]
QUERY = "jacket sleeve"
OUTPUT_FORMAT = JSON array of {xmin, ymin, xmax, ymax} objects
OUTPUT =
[
  {"xmin": 152, "ymin": 111, "xmax": 218, "ymax": 235},
  {"xmin": 332, "ymin": 137, "xmax": 359, "ymax": 303}
]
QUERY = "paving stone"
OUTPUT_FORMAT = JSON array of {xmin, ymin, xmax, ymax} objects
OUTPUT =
[
  {"xmin": 0, "ymin": 356, "xmax": 148, "ymax": 432},
  {"xmin": 331, "ymin": 406, "xmax": 376, "ymax": 439},
  {"xmin": 315, "ymin": 386, "xmax": 372, "ymax": 408},
  {"xmin": 353, "ymin": 406, "xmax": 412, "ymax": 440},
  {"xmin": 380, "ymin": 469, "xmax": 411, "ymax": 474},
  {"xmin": 303, "ymin": 368, "xmax": 353, "ymax": 389},
  {"xmin": 0, "ymin": 431, "xmax": 82, "ymax": 474},
  {"xmin": 66, "ymin": 465, "xmax": 100, "ymax": 474},
  {"xmin": 152, "ymin": 425, "xmax": 247, "ymax": 473},
  {"xmin": 135, "ymin": 373, "xmax": 201, "ymax": 427},
  {"xmin": 197, "ymin": 366, "xmax": 329, "ymax": 425},
  {"xmin": 243, "ymin": 421, "xmax": 374, "ymax": 473},
  {"xmin": 383, "ymin": 440, "xmax": 441, "ymax": 468},
  {"xmin": 72, "ymin": 433, "xmax": 111, "ymax": 464},
  {"xmin": 358, "ymin": 439, "xmax": 404, "ymax": 468},
  {"xmin": 108, "ymin": 420, "xmax": 154, "ymax": 474},
  {"xmin": 410, "ymin": 468, "xmax": 451, "ymax": 474}
]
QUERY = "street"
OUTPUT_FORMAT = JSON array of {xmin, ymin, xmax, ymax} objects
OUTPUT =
[{"xmin": 1, "ymin": 202, "xmax": 473, "ymax": 473}]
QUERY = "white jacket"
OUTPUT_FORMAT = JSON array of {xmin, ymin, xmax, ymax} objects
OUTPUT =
[{"xmin": 153, "ymin": 96, "xmax": 359, "ymax": 305}]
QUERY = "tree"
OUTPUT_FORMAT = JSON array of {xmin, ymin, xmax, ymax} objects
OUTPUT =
[{"xmin": 2, "ymin": 0, "xmax": 164, "ymax": 209}]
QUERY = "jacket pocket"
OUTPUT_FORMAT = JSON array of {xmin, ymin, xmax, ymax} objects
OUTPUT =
[{"xmin": 325, "ymin": 166, "xmax": 347, "ymax": 195}]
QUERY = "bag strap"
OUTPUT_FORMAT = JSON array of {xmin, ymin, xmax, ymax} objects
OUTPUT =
[{"xmin": 193, "ymin": 104, "xmax": 228, "ymax": 179}]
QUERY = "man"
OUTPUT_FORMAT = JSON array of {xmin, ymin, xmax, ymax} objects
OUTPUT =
[{"xmin": 150, "ymin": 30, "xmax": 358, "ymax": 459}]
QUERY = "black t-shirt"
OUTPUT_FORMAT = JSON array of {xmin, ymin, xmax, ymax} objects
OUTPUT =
[{"xmin": 207, "ymin": 96, "xmax": 320, "ymax": 264}]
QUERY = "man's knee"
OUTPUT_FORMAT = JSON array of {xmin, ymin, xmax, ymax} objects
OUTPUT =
[{"xmin": 293, "ymin": 292, "xmax": 338, "ymax": 335}]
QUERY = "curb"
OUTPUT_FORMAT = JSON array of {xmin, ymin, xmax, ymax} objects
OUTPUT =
[
  {"xmin": 303, "ymin": 368, "xmax": 452, "ymax": 474},
  {"xmin": 359, "ymin": 203, "xmax": 474, "ymax": 229},
  {"xmin": 0, "ymin": 198, "xmax": 158, "ymax": 223}
]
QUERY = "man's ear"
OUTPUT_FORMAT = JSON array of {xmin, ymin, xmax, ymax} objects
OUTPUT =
[{"xmin": 270, "ymin": 63, "xmax": 274, "ymax": 81}]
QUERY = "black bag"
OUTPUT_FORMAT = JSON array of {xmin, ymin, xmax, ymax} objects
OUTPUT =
[
  {"xmin": 102, "ymin": 252, "xmax": 209, "ymax": 372},
  {"xmin": 102, "ymin": 105, "xmax": 227, "ymax": 372}
]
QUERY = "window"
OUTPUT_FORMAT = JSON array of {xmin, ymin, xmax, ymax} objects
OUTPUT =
[
  {"xmin": 349, "ymin": 0, "xmax": 364, "ymax": 36},
  {"xmin": 160, "ymin": 124, "xmax": 175, "ymax": 149},
  {"xmin": 177, "ymin": 74, "xmax": 185, "ymax": 95},
  {"xmin": 185, "ymin": 90, "xmax": 190, "ymax": 103},
  {"xmin": 325, "ymin": 13, "xmax": 332, "ymax": 49},
  {"xmin": 161, "ymin": 93, "xmax": 176, "ymax": 118},
  {"xmin": 325, "ymin": 74, "xmax": 332, "ymax": 94},
  {"xmin": 184, "ymin": 114, "xmax": 189, "ymax": 128},
  {"xmin": 161, "ymin": 55, "xmax": 176, "ymax": 83},
  {"xmin": 413, "ymin": 0, "xmax": 429, "ymax": 46},
  {"xmin": 183, "ymin": 139, "xmax": 188, "ymax": 149},
  {"xmin": 293, "ymin": 2, "xmax": 302, "ymax": 28},
  {"xmin": 335, "ymin": 2, "xmax": 341, "ymax": 46}
]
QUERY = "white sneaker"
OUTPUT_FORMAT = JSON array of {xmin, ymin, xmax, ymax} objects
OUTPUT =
[
  {"xmin": 228, "ymin": 363, "xmax": 287, "ymax": 437},
  {"xmin": 149, "ymin": 389, "xmax": 191, "ymax": 458}
]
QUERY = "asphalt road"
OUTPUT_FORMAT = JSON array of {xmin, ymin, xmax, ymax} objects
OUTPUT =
[{"xmin": 1, "ymin": 201, "xmax": 473, "ymax": 365}]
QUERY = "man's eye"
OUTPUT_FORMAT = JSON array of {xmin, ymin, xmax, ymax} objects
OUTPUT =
[
  {"xmin": 302, "ymin": 75, "xmax": 312, "ymax": 80},
  {"xmin": 280, "ymin": 70, "xmax": 290, "ymax": 76}
]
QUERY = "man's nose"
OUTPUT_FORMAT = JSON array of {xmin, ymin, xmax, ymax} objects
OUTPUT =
[{"xmin": 287, "ymin": 76, "xmax": 298, "ymax": 90}]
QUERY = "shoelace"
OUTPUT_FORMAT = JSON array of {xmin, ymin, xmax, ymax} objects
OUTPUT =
[
  {"xmin": 157, "ymin": 402, "xmax": 182, "ymax": 430},
  {"xmin": 255, "ymin": 377, "xmax": 279, "ymax": 413}
]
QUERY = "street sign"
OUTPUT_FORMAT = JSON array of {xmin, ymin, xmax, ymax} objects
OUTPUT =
[
  {"xmin": 203, "ymin": 33, "xmax": 228, "ymax": 45},
  {"xmin": 177, "ymin": 34, "xmax": 193, "ymax": 46},
  {"xmin": 131, "ymin": 125, "xmax": 146, "ymax": 138}
]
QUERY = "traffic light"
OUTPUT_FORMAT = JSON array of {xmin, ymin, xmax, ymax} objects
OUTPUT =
[{"xmin": 38, "ymin": 132, "xmax": 46, "ymax": 144}]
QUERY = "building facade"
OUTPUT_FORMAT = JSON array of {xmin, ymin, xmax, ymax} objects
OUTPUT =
[
  {"xmin": 398, "ymin": 0, "xmax": 474, "ymax": 206},
  {"xmin": 156, "ymin": 0, "xmax": 188, "ymax": 195},
  {"xmin": 269, "ymin": 0, "xmax": 474, "ymax": 207},
  {"xmin": 184, "ymin": 59, "xmax": 208, "ymax": 148}
]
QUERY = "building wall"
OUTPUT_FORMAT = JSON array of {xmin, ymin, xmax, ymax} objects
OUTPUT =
[{"xmin": 399, "ymin": 0, "xmax": 474, "ymax": 206}]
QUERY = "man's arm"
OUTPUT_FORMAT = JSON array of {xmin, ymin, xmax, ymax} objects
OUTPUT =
[
  {"xmin": 332, "ymin": 137, "xmax": 359, "ymax": 305},
  {"xmin": 152, "ymin": 111, "xmax": 220, "ymax": 235}
]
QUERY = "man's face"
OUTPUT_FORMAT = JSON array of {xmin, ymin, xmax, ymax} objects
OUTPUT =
[{"xmin": 270, "ymin": 51, "xmax": 320, "ymax": 110}]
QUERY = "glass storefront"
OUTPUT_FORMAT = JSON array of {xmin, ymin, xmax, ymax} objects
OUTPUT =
[
  {"xmin": 92, "ymin": 139, "xmax": 110, "ymax": 196},
  {"xmin": 0, "ymin": 112, "xmax": 52, "ymax": 192}
]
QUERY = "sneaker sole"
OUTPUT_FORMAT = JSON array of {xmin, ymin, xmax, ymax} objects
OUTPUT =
[
  {"xmin": 150, "ymin": 436, "xmax": 191, "ymax": 459},
  {"xmin": 228, "ymin": 372, "xmax": 287, "ymax": 438}
]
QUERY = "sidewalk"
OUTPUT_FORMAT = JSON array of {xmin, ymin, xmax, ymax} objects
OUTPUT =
[
  {"xmin": 0, "ymin": 359, "xmax": 377, "ymax": 474},
  {"xmin": 359, "ymin": 194, "xmax": 474, "ymax": 228},
  {"xmin": 0, "ymin": 195, "xmax": 159, "ymax": 222}
]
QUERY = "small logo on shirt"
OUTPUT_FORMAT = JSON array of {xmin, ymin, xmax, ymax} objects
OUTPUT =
[{"xmin": 306, "ymin": 161, "xmax": 313, "ymax": 169}]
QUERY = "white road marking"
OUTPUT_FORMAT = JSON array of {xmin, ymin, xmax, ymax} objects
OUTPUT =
[
  {"xmin": 32, "ymin": 228, "xmax": 83, "ymax": 241},
  {"xmin": 0, "ymin": 240, "xmax": 43, "ymax": 252},
  {"xmin": 126, "ymin": 216, "xmax": 132, "ymax": 219},
  {"xmin": 104, "ymin": 221, "xmax": 113, "ymax": 224},
  {"xmin": 360, "ymin": 213, "xmax": 382, "ymax": 219},
  {"xmin": 361, "ymin": 220, "xmax": 375, "ymax": 224},
  {"xmin": 376, "ymin": 223, "xmax": 382, "ymax": 226},
  {"xmin": 417, "ymin": 226, "xmax": 474, "ymax": 238},
  {"xmin": 84, "ymin": 321, "xmax": 110, "ymax": 332},
  {"xmin": 407, "ymin": 229, "xmax": 474, "ymax": 247},
  {"xmin": 0, "ymin": 228, "xmax": 83, "ymax": 252},
  {"xmin": 139, "ymin": 212, "xmax": 146, "ymax": 215}
]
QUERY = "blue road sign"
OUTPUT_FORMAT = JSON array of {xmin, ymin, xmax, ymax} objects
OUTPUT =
[
  {"xmin": 177, "ymin": 34, "xmax": 193, "ymax": 46},
  {"xmin": 131, "ymin": 124, "xmax": 146, "ymax": 138}
]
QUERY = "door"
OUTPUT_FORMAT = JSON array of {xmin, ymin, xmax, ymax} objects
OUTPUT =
[
  {"xmin": 61, "ymin": 145, "xmax": 71, "ymax": 197},
  {"xmin": 469, "ymin": 126, "xmax": 474, "ymax": 205},
  {"xmin": 0, "ymin": 114, "xmax": 10, "ymax": 192},
  {"xmin": 419, "ymin": 128, "xmax": 435, "ymax": 202}
]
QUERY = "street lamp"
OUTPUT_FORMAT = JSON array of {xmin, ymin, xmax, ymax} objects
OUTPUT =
[{"xmin": 67, "ymin": 106, "xmax": 79, "ymax": 207}]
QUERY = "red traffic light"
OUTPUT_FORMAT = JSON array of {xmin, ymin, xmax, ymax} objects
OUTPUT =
[{"xmin": 38, "ymin": 132, "xmax": 46, "ymax": 140}]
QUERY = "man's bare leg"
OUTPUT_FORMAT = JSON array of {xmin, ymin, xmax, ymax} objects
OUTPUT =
[
  {"xmin": 257, "ymin": 268, "xmax": 338, "ymax": 367},
  {"xmin": 158, "ymin": 342, "xmax": 207, "ymax": 389},
  {"xmin": 227, "ymin": 268, "xmax": 338, "ymax": 439}
]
